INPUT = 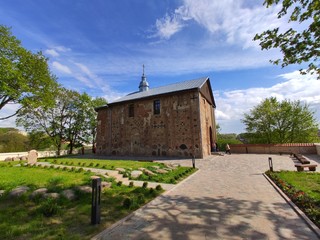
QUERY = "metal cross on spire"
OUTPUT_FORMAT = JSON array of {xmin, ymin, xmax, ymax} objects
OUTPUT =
[{"xmin": 142, "ymin": 64, "xmax": 145, "ymax": 76}]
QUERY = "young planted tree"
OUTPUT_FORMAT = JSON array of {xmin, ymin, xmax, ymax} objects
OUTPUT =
[
  {"xmin": 254, "ymin": 0, "xmax": 320, "ymax": 78},
  {"xmin": 0, "ymin": 25, "xmax": 58, "ymax": 119},
  {"xmin": 242, "ymin": 97, "xmax": 318, "ymax": 143}
]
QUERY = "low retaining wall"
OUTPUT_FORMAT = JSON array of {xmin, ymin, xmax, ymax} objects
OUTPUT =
[
  {"xmin": 229, "ymin": 143, "xmax": 318, "ymax": 155},
  {"xmin": 0, "ymin": 150, "xmax": 78, "ymax": 161}
]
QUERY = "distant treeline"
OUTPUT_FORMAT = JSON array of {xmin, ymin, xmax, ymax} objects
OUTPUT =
[{"xmin": 0, "ymin": 128, "xmax": 52, "ymax": 153}]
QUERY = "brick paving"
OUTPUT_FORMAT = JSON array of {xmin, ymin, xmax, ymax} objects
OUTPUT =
[{"xmin": 93, "ymin": 154, "xmax": 320, "ymax": 240}]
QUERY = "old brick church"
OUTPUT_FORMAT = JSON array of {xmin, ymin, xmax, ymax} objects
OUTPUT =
[{"xmin": 95, "ymin": 71, "xmax": 217, "ymax": 158}]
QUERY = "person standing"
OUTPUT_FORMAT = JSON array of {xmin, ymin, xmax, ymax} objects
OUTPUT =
[{"xmin": 225, "ymin": 144, "xmax": 231, "ymax": 155}]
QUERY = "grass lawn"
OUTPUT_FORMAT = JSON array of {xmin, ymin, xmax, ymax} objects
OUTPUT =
[
  {"xmin": 266, "ymin": 170, "xmax": 320, "ymax": 228},
  {"xmin": 42, "ymin": 157, "xmax": 197, "ymax": 184},
  {"xmin": 0, "ymin": 163, "xmax": 164, "ymax": 240},
  {"xmin": 43, "ymin": 157, "xmax": 164, "ymax": 170}
]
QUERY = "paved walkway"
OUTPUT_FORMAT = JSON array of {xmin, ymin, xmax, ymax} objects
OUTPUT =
[{"xmin": 93, "ymin": 154, "xmax": 320, "ymax": 240}]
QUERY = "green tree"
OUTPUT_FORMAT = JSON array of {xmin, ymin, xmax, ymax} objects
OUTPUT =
[
  {"xmin": 254, "ymin": 0, "xmax": 320, "ymax": 78},
  {"xmin": 0, "ymin": 25, "xmax": 58, "ymax": 120},
  {"xmin": 16, "ymin": 87, "xmax": 72, "ymax": 155},
  {"xmin": 28, "ymin": 131, "xmax": 53, "ymax": 150},
  {"xmin": 242, "ymin": 97, "xmax": 318, "ymax": 143},
  {"xmin": 16, "ymin": 88, "xmax": 106, "ymax": 155},
  {"xmin": 64, "ymin": 91, "xmax": 90, "ymax": 154},
  {"xmin": 0, "ymin": 130, "xmax": 29, "ymax": 153}
]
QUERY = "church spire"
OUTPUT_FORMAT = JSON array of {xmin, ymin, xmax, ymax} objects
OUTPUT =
[{"xmin": 139, "ymin": 64, "xmax": 149, "ymax": 92}]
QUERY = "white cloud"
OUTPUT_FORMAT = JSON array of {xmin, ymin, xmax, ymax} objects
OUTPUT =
[
  {"xmin": 74, "ymin": 62, "xmax": 96, "ymax": 79},
  {"xmin": 52, "ymin": 61, "xmax": 72, "ymax": 74},
  {"xmin": 215, "ymin": 71, "xmax": 320, "ymax": 133},
  {"xmin": 154, "ymin": 11, "xmax": 187, "ymax": 39},
  {"xmin": 45, "ymin": 46, "xmax": 71, "ymax": 58},
  {"xmin": 45, "ymin": 49, "xmax": 59, "ymax": 57},
  {"xmin": 153, "ymin": 0, "xmax": 283, "ymax": 48},
  {"xmin": 0, "ymin": 103, "xmax": 21, "ymax": 129}
]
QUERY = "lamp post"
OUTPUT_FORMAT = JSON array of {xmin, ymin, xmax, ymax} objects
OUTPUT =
[
  {"xmin": 268, "ymin": 157, "xmax": 273, "ymax": 172},
  {"xmin": 192, "ymin": 155, "xmax": 195, "ymax": 168},
  {"xmin": 91, "ymin": 176, "xmax": 101, "ymax": 225}
]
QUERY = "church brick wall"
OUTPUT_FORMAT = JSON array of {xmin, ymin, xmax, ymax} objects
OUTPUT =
[
  {"xmin": 96, "ymin": 89, "xmax": 215, "ymax": 158},
  {"xmin": 199, "ymin": 94, "xmax": 216, "ymax": 158}
]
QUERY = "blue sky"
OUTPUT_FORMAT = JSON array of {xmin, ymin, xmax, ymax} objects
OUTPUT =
[{"xmin": 1, "ymin": 0, "xmax": 319, "ymax": 133}]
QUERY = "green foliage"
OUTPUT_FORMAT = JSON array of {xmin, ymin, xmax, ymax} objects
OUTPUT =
[
  {"xmin": 0, "ymin": 129, "xmax": 29, "ymax": 153},
  {"xmin": 0, "ymin": 166, "xmax": 93, "ymax": 191},
  {"xmin": 45, "ymin": 157, "xmax": 164, "ymax": 170},
  {"xmin": 254, "ymin": 0, "xmax": 320, "ymax": 78},
  {"xmin": 39, "ymin": 198, "xmax": 61, "ymax": 217},
  {"xmin": 242, "ymin": 97, "xmax": 318, "ymax": 143},
  {"xmin": 0, "ymin": 25, "xmax": 58, "ymax": 120},
  {"xmin": 16, "ymin": 88, "xmax": 107, "ymax": 155},
  {"xmin": 27, "ymin": 131, "xmax": 53, "ymax": 150},
  {"xmin": 266, "ymin": 171, "xmax": 320, "ymax": 227},
  {"xmin": 216, "ymin": 133, "xmax": 242, "ymax": 151}
]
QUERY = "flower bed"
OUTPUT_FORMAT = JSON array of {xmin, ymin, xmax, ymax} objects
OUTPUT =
[{"xmin": 266, "ymin": 170, "xmax": 320, "ymax": 228}]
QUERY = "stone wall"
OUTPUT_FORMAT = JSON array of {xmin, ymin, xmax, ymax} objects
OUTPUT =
[
  {"xmin": 199, "ymin": 94, "xmax": 215, "ymax": 157},
  {"xmin": 0, "ymin": 150, "xmax": 72, "ymax": 161},
  {"xmin": 229, "ymin": 143, "xmax": 317, "ymax": 154},
  {"xmin": 96, "ymin": 90, "xmax": 216, "ymax": 158}
]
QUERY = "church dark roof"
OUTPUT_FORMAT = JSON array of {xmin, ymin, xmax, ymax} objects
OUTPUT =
[{"xmin": 96, "ymin": 77, "xmax": 214, "ymax": 110}]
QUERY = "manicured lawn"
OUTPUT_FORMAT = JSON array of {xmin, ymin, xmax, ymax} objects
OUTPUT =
[
  {"xmin": 266, "ymin": 170, "xmax": 320, "ymax": 228},
  {"xmin": 0, "ymin": 163, "xmax": 164, "ymax": 240},
  {"xmin": 0, "ymin": 165, "xmax": 93, "ymax": 191},
  {"xmin": 43, "ymin": 158, "xmax": 164, "ymax": 170},
  {"xmin": 42, "ymin": 157, "xmax": 197, "ymax": 184}
]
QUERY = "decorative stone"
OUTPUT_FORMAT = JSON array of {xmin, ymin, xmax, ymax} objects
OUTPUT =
[
  {"xmin": 44, "ymin": 193, "xmax": 60, "ymax": 199},
  {"xmin": 101, "ymin": 181, "xmax": 112, "ymax": 189},
  {"xmin": 156, "ymin": 169, "xmax": 168, "ymax": 174},
  {"xmin": 131, "ymin": 170, "xmax": 143, "ymax": 178},
  {"xmin": 61, "ymin": 189, "xmax": 76, "ymax": 200},
  {"xmin": 13, "ymin": 157, "xmax": 20, "ymax": 161},
  {"xmin": 9, "ymin": 186, "xmax": 30, "ymax": 197},
  {"xmin": 27, "ymin": 150, "xmax": 38, "ymax": 164},
  {"xmin": 165, "ymin": 164, "xmax": 176, "ymax": 169},
  {"xmin": 77, "ymin": 186, "xmax": 92, "ymax": 193},
  {"xmin": 0, "ymin": 190, "xmax": 5, "ymax": 196},
  {"xmin": 152, "ymin": 166, "xmax": 160, "ymax": 169},
  {"xmin": 116, "ymin": 168, "xmax": 126, "ymax": 173},
  {"xmin": 20, "ymin": 156, "xmax": 27, "ymax": 161},
  {"xmin": 143, "ymin": 169, "xmax": 156, "ymax": 176},
  {"xmin": 30, "ymin": 188, "xmax": 48, "ymax": 198},
  {"xmin": 4, "ymin": 157, "xmax": 13, "ymax": 162},
  {"xmin": 138, "ymin": 167, "xmax": 146, "ymax": 171}
]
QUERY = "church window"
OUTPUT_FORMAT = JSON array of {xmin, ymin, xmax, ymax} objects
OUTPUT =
[
  {"xmin": 154, "ymin": 100, "xmax": 160, "ymax": 115},
  {"xmin": 129, "ymin": 104, "xmax": 134, "ymax": 117}
]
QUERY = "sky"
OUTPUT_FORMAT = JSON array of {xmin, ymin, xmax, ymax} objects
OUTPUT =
[{"xmin": 0, "ymin": 0, "xmax": 319, "ymax": 133}]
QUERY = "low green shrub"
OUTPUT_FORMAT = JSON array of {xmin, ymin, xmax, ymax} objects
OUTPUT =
[{"xmin": 39, "ymin": 198, "xmax": 61, "ymax": 217}]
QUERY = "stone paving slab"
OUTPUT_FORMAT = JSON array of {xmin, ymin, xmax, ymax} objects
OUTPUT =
[{"xmin": 93, "ymin": 154, "xmax": 319, "ymax": 240}]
